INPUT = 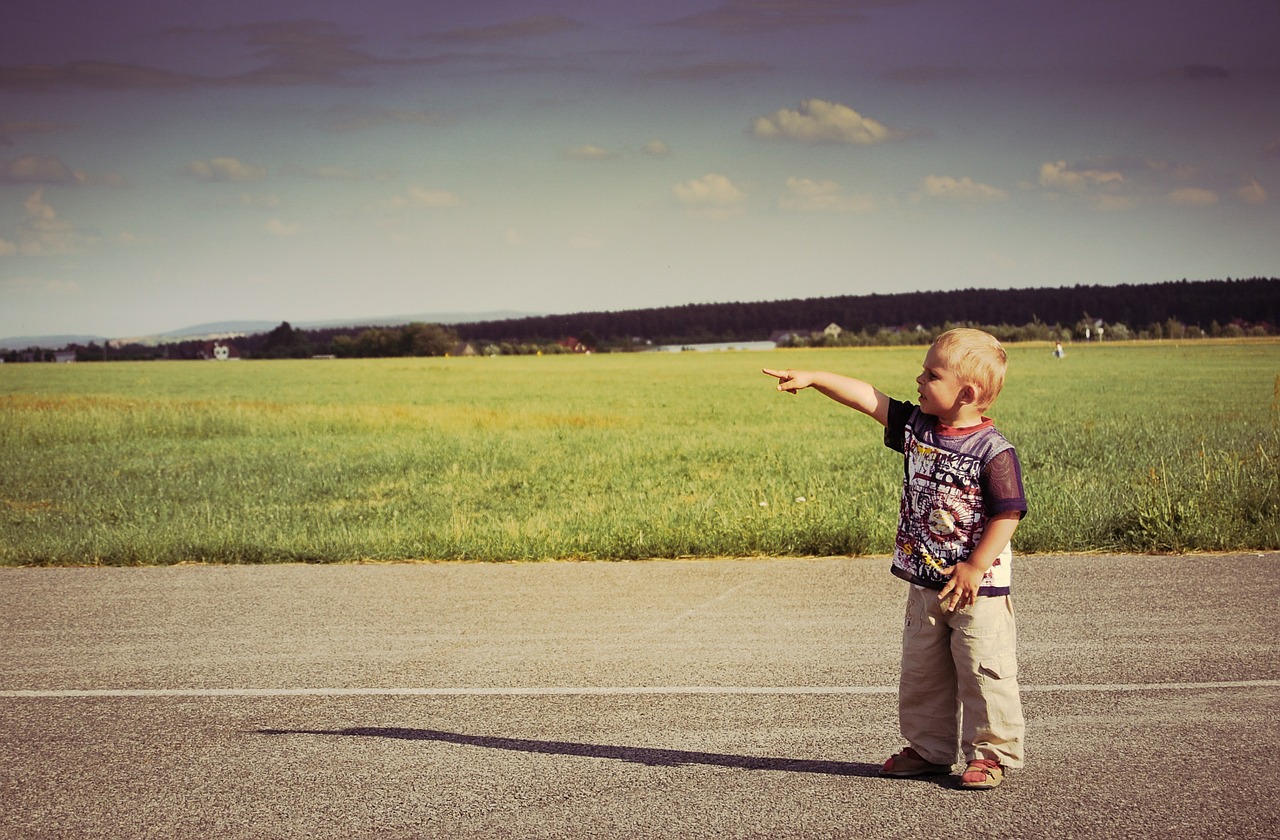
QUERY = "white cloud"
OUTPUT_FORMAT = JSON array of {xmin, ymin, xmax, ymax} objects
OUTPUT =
[
  {"xmin": 182, "ymin": 157, "xmax": 268, "ymax": 182},
  {"xmin": 1236, "ymin": 180, "xmax": 1268, "ymax": 205},
  {"xmin": 916, "ymin": 175, "xmax": 1008, "ymax": 203},
  {"xmin": 1038, "ymin": 160, "xmax": 1124, "ymax": 192},
  {"xmin": 0, "ymin": 238, "xmax": 16, "ymax": 256},
  {"xmin": 564, "ymin": 144, "xmax": 613, "ymax": 160},
  {"xmin": 750, "ymin": 99, "xmax": 897, "ymax": 145},
  {"xmin": 263, "ymin": 218, "xmax": 301, "ymax": 237},
  {"xmin": 382, "ymin": 186, "xmax": 462, "ymax": 212},
  {"xmin": 779, "ymin": 177, "xmax": 875, "ymax": 213},
  {"xmin": 1168, "ymin": 187, "xmax": 1219, "ymax": 207},
  {"xmin": 643, "ymin": 139, "xmax": 672, "ymax": 157},
  {"xmin": 5, "ymin": 189, "xmax": 90, "ymax": 256},
  {"xmin": 1, "ymin": 154, "xmax": 79, "ymax": 184},
  {"xmin": 673, "ymin": 173, "xmax": 747, "ymax": 219}
]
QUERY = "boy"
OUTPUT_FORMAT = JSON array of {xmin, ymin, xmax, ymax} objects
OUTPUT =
[{"xmin": 763, "ymin": 328, "xmax": 1026, "ymax": 790}]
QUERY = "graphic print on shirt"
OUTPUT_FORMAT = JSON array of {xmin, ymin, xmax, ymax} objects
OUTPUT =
[{"xmin": 894, "ymin": 430, "xmax": 999, "ymax": 590}]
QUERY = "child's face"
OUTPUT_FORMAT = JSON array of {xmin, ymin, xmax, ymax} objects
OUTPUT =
[{"xmin": 915, "ymin": 344, "xmax": 969, "ymax": 418}]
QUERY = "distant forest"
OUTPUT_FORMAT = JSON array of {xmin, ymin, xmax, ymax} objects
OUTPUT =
[
  {"xmin": 10, "ymin": 276, "xmax": 1277, "ymax": 361},
  {"xmin": 451, "ymin": 277, "xmax": 1278, "ymax": 348}
]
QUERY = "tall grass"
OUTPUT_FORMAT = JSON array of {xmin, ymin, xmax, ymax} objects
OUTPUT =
[{"xmin": 2, "ymin": 341, "xmax": 1276, "ymax": 565}]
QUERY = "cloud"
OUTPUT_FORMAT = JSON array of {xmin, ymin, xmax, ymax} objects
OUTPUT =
[
  {"xmin": 643, "ymin": 140, "xmax": 672, "ymax": 157},
  {"xmin": 1028, "ymin": 160, "xmax": 1140, "ymax": 210},
  {"xmin": 916, "ymin": 175, "xmax": 1008, "ymax": 203},
  {"xmin": 0, "ymin": 60, "xmax": 197, "ymax": 92},
  {"xmin": 1037, "ymin": 160, "xmax": 1125, "ymax": 192},
  {"xmin": 0, "ymin": 274, "xmax": 81, "ymax": 296},
  {"xmin": 0, "ymin": 20, "xmax": 414, "ymax": 92},
  {"xmin": 1236, "ymin": 180, "xmax": 1268, "ymax": 205},
  {"xmin": 3, "ymin": 189, "xmax": 92, "ymax": 256},
  {"xmin": 750, "ymin": 99, "xmax": 898, "ymax": 145},
  {"xmin": 382, "ymin": 186, "xmax": 462, "ymax": 211},
  {"xmin": 673, "ymin": 173, "xmax": 747, "ymax": 219},
  {"xmin": 1265, "ymin": 137, "xmax": 1280, "ymax": 159},
  {"xmin": 0, "ymin": 153, "xmax": 126, "ymax": 187},
  {"xmin": 1, "ymin": 154, "xmax": 79, "ymax": 184},
  {"xmin": 182, "ymin": 157, "xmax": 268, "ymax": 182},
  {"xmin": 0, "ymin": 238, "xmax": 15, "ymax": 256},
  {"xmin": 1168, "ymin": 187, "xmax": 1219, "ymax": 207},
  {"xmin": 430, "ymin": 14, "xmax": 586, "ymax": 43},
  {"xmin": 664, "ymin": 0, "xmax": 905, "ymax": 34},
  {"xmin": 779, "ymin": 177, "xmax": 875, "ymax": 213},
  {"xmin": 564, "ymin": 145, "xmax": 614, "ymax": 161},
  {"xmin": 263, "ymin": 218, "xmax": 301, "ymax": 237}
]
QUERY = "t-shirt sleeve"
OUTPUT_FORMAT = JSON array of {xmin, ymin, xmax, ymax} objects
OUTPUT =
[
  {"xmin": 982, "ymin": 447, "xmax": 1028, "ymax": 518},
  {"xmin": 883, "ymin": 398, "xmax": 914, "ymax": 453}
]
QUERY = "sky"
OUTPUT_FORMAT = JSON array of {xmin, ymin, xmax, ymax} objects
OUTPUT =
[{"xmin": 1, "ymin": 0, "xmax": 1278, "ymax": 340}]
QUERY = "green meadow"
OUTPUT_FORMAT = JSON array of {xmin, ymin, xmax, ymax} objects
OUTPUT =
[{"xmin": 2, "ymin": 341, "xmax": 1277, "ymax": 565}]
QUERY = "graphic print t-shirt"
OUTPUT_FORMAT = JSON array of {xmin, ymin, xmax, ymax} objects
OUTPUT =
[{"xmin": 883, "ymin": 399, "xmax": 1027, "ymax": 595}]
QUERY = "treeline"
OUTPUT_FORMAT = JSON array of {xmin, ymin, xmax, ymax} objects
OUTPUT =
[
  {"xmin": 5, "ymin": 277, "xmax": 1276, "ymax": 362},
  {"xmin": 451, "ymin": 277, "xmax": 1278, "ymax": 346}
]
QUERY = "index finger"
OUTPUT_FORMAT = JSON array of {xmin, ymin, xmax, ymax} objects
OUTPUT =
[{"xmin": 761, "ymin": 368, "xmax": 788, "ymax": 380}]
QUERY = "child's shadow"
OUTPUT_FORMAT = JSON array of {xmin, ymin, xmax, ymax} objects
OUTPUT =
[{"xmin": 257, "ymin": 726, "xmax": 901, "ymax": 779}]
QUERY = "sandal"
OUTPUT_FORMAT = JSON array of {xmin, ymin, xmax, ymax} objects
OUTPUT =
[
  {"xmin": 959, "ymin": 758, "xmax": 1004, "ymax": 790},
  {"xmin": 879, "ymin": 747, "xmax": 953, "ymax": 777}
]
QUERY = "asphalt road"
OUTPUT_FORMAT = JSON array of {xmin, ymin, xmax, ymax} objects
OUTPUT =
[{"xmin": 2, "ymin": 553, "xmax": 1278, "ymax": 839}]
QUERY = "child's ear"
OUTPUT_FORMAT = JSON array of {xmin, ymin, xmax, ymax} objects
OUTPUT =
[{"xmin": 959, "ymin": 384, "xmax": 978, "ymax": 406}]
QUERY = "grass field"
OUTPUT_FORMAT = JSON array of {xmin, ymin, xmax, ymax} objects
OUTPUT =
[{"xmin": 2, "ymin": 341, "xmax": 1278, "ymax": 565}]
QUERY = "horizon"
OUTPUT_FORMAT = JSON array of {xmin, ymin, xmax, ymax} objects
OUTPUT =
[
  {"xmin": 3, "ymin": 275, "xmax": 1271, "ymax": 350},
  {"xmin": 1, "ymin": 1, "xmax": 1278, "ymax": 339}
]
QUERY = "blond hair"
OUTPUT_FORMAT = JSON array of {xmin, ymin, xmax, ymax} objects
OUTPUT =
[{"xmin": 931, "ymin": 328, "xmax": 1007, "ymax": 410}]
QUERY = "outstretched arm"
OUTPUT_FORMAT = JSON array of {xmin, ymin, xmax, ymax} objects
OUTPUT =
[{"xmin": 762, "ymin": 368, "xmax": 892, "ymax": 427}]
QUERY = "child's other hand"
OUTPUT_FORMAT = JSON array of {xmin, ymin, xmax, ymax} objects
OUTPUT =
[
  {"xmin": 938, "ymin": 562, "xmax": 985, "ymax": 612},
  {"xmin": 763, "ymin": 368, "xmax": 812, "ymax": 393}
]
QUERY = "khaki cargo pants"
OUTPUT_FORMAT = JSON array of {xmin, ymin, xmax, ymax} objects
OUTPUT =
[{"xmin": 898, "ymin": 584, "xmax": 1025, "ymax": 769}]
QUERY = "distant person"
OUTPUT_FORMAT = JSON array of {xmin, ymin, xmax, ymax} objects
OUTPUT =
[
  {"xmin": 1054, "ymin": 341, "xmax": 1065, "ymax": 359},
  {"xmin": 763, "ymin": 328, "xmax": 1027, "ymax": 790}
]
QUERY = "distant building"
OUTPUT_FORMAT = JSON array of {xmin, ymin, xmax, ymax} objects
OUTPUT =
[
  {"xmin": 201, "ymin": 341, "xmax": 240, "ymax": 360},
  {"xmin": 556, "ymin": 337, "xmax": 589, "ymax": 353},
  {"xmin": 823, "ymin": 323, "xmax": 843, "ymax": 339}
]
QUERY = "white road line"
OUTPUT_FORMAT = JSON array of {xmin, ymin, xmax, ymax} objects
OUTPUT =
[{"xmin": 1, "ymin": 680, "xmax": 1277, "ymax": 699}]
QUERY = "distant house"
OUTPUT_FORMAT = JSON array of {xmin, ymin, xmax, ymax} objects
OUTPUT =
[
  {"xmin": 449, "ymin": 342, "xmax": 479, "ymax": 357},
  {"xmin": 53, "ymin": 350, "xmax": 76, "ymax": 363},
  {"xmin": 557, "ymin": 337, "xmax": 589, "ymax": 353},
  {"xmin": 200, "ymin": 341, "xmax": 240, "ymax": 361},
  {"xmin": 769, "ymin": 329, "xmax": 806, "ymax": 345},
  {"xmin": 823, "ymin": 323, "xmax": 843, "ymax": 339}
]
